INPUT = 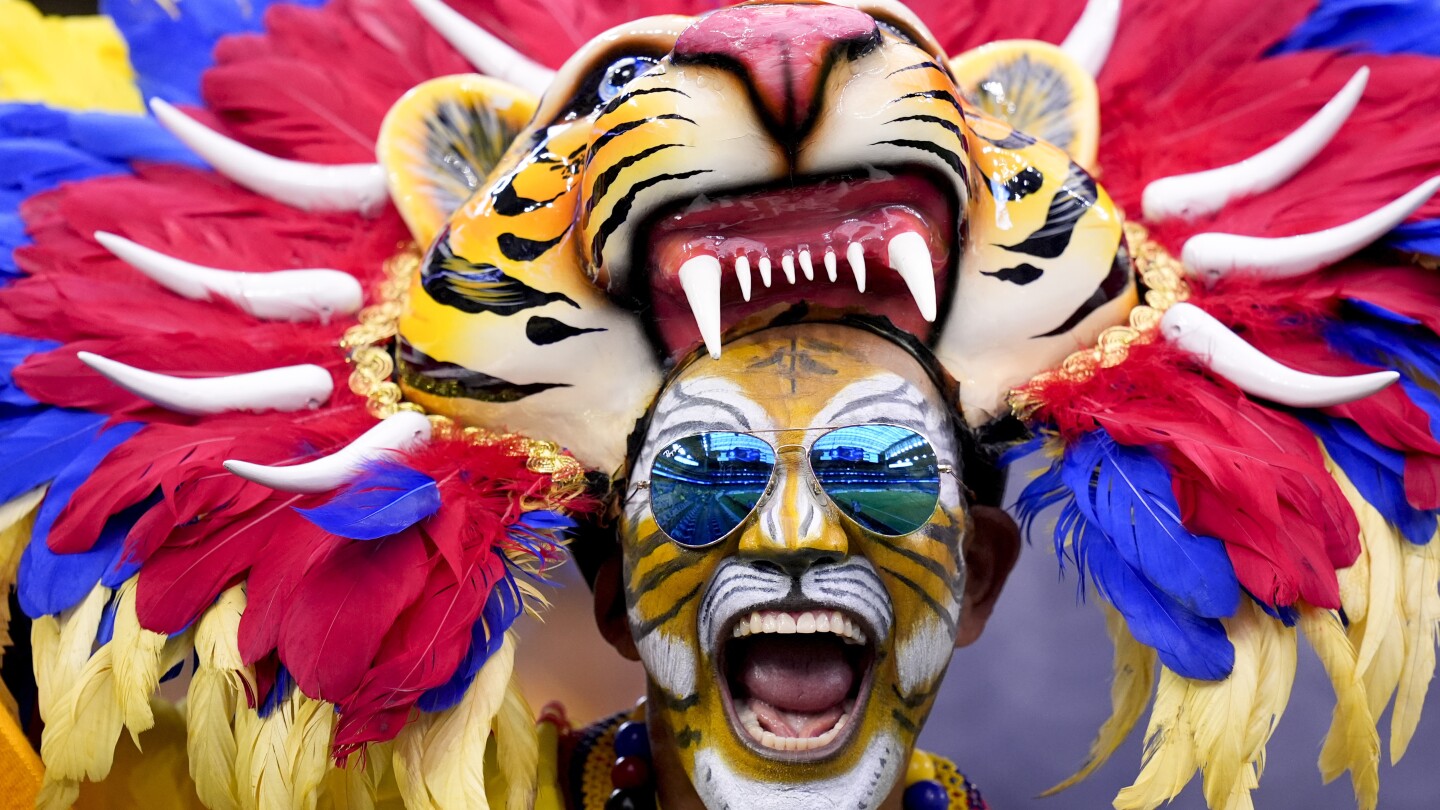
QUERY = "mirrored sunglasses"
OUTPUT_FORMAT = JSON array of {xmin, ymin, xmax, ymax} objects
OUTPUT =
[{"xmin": 635, "ymin": 424, "xmax": 954, "ymax": 548}]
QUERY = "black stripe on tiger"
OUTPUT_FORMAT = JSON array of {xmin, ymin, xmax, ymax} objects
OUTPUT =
[
  {"xmin": 887, "ymin": 61, "xmax": 947, "ymax": 78},
  {"xmin": 599, "ymin": 86, "xmax": 691, "ymax": 119},
  {"xmin": 492, "ymin": 177, "xmax": 566, "ymax": 216},
  {"xmin": 1032, "ymin": 236, "xmax": 1133, "ymax": 338},
  {"xmin": 588, "ymin": 142, "xmax": 687, "ymax": 212},
  {"xmin": 632, "ymin": 581, "xmax": 704, "ymax": 638},
  {"xmin": 498, "ymin": 228, "xmax": 569, "ymax": 262},
  {"xmin": 978, "ymin": 129, "xmax": 1037, "ymax": 150},
  {"xmin": 999, "ymin": 163, "xmax": 1096, "ymax": 259},
  {"xmin": 871, "ymin": 139, "xmax": 967, "ymax": 181},
  {"xmin": 981, "ymin": 263, "xmax": 1044, "ymax": 285},
  {"xmin": 888, "ymin": 89, "xmax": 965, "ymax": 118},
  {"xmin": 423, "ymin": 239, "xmax": 577, "ymax": 315},
  {"xmin": 591, "ymin": 169, "xmax": 713, "ymax": 265},
  {"xmin": 525, "ymin": 316, "xmax": 605, "ymax": 345},
  {"xmin": 884, "ymin": 113, "xmax": 963, "ymax": 139},
  {"xmin": 878, "ymin": 565, "xmax": 957, "ymax": 637},
  {"xmin": 588, "ymin": 113, "xmax": 697, "ymax": 162},
  {"xmin": 395, "ymin": 339, "xmax": 568, "ymax": 402},
  {"xmin": 984, "ymin": 166, "xmax": 1044, "ymax": 202}
]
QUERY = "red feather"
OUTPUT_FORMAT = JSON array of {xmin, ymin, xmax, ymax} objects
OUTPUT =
[
  {"xmin": 280, "ymin": 533, "xmax": 432, "ymax": 702},
  {"xmin": 332, "ymin": 555, "xmax": 500, "ymax": 755},
  {"xmin": 1025, "ymin": 341, "xmax": 1357, "ymax": 609},
  {"xmin": 237, "ymin": 524, "xmax": 347, "ymax": 665}
]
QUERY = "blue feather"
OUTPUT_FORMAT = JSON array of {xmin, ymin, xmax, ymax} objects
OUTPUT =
[
  {"xmin": 1305, "ymin": 415, "xmax": 1439, "ymax": 544},
  {"xmin": 1016, "ymin": 431, "xmax": 1238, "ymax": 680},
  {"xmin": 505, "ymin": 509, "xmax": 577, "ymax": 558},
  {"xmin": 19, "ymin": 491, "xmax": 158, "ymax": 619},
  {"xmin": 0, "ymin": 335, "xmax": 58, "ymax": 408},
  {"xmin": 259, "ymin": 666, "xmax": 295, "ymax": 718},
  {"xmin": 101, "ymin": 0, "xmax": 329, "ymax": 105},
  {"xmin": 94, "ymin": 590, "xmax": 120, "ymax": 647},
  {"xmin": 1388, "ymin": 219, "xmax": 1440, "ymax": 256},
  {"xmin": 1060, "ymin": 431, "xmax": 1241, "ymax": 619},
  {"xmin": 295, "ymin": 460, "xmax": 441, "ymax": 540},
  {"xmin": 1326, "ymin": 316, "xmax": 1440, "ymax": 437},
  {"xmin": 417, "ymin": 569, "xmax": 524, "ymax": 712},
  {"xmin": 0, "ymin": 408, "xmax": 110, "ymax": 505},
  {"xmin": 1273, "ymin": 0, "xmax": 1440, "ymax": 56}
]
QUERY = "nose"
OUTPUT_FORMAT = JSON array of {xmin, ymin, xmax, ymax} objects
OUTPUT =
[
  {"xmin": 673, "ymin": 2, "xmax": 880, "ymax": 146},
  {"xmin": 737, "ymin": 450, "xmax": 848, "ymax": 574}
]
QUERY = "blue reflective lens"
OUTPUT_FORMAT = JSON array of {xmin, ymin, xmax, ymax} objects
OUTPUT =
[
  {"xmin": 649, "ymin": 432, "xmax": 777, "ymax": 547},
  {"xmin": 809, "ymin": 425, "xmax": 942, "ymax": 535}
]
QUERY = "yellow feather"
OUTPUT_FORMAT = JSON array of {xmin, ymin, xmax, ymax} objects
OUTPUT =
[
  {"xmin": 1113, "ymin": 667, "xmax": 1198, "ymax": 810},
  {"xmin": 110, "ymin": 577, "xmax": 170, "ymax": 745},
  {"xmin": 393, "ymin": 634, "xmax": 518, "ymax": 810},
  {"xmin": 1327, "ymin": 457, "xmax": 1401, "ymax": 676},
  {"xmin": 533, "ymin": 715, "xmax": 564, "ymax": 810},
  {"xmin": 1043, "ymin": 606, "xmax": 1156, "ymax": 795},
  {"xmin": 34, "ymin": 584, "xmax": 108, "ymax": 722},
  {"xmin": 318, "ymin": 743, "xmax": 393, "ymax": 810},
  {"xmin": 1326, "ymin": 454, "xmax": 1371, "ymax": 627},
  {"xmin": 39, "ymin": 642, "xmax": 125, "ymax": 782},
  {"xmin": 0, "ymin": 489, "xmax": 46, "ymax": 658},
  {"xmin": 1390, "ymin": 536, "xmax": 1440, "ymax": 761},
  {"xmin": 287, "ymin": 695, "xmax": 337, "ymax": 810},
  {"xmin": 491, "ymin": 678, "xmax": 538, "ymax": 810},
  {"xmin": 1192, "ymin": 602, "xmax": 1262, "ymax": 808},
  {"xmin": 36, "ymin": 775, "xmax": 81, "ymax": 810},
  {"xmin": 1246, "ymin": 603, "xmax": 1297, "ymax": 784},
  {"xmin": 234, "ymin": 684, "xmax": 302, "ymax": 810},
  {"xmin": 1354, "ymin": 615, "xmax": 1404, "ymax": 727},
  {"xmin": 393, "ymin": 711, "xmax": 437, "ymax": 810},
  {"xmin": 1298, "ymin": 605, "xmax": 1379, "ymax": 810},
  {"xmin": 0, "ymin": 0, "xmax": 143, "ymax": 112},
  {"xmin": 187, "ymin": 587, "xmax": 249, "ymax": 810}
]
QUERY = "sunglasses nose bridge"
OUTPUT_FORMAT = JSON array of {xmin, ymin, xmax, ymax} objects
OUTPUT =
[{"xmin": 738, "ymin": 452, "xmax": 849, "ymax": 559}]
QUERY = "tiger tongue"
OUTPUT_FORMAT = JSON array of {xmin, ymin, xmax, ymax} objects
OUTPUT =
[{"xmin": 739, "ymin": 635, "xmax": 854, "ymax": 736}]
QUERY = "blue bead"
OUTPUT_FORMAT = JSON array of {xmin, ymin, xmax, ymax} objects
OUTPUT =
[
  {"xmin": 613, "ymin": 721, "xmax": 650, "ymax": 759},
  {"xmin": 903, "ymin": 780, "xmax": 950, "ymax": 810}
]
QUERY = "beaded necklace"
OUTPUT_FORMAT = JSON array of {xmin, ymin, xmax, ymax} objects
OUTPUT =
[{"xmin": 567, "ymin": 712, "xmax": 987, "ymax": 810}]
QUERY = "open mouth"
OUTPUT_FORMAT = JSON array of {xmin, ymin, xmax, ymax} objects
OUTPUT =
[
  {"xmin": 720, "ymin": 607, "xmax": 876, "ymax": 758},
  {"xmin": 637, "ymin": 168, "xmax": 958, "ymax": 358}
]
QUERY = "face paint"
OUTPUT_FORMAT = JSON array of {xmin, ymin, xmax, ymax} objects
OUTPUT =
[{"xmin": 620, "ymin": 323, "xmax": 968, "ymax": 810}]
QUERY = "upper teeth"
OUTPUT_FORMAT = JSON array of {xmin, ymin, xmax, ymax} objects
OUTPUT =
[
  {"xmin": 731, "ymin": 609, "xmax": 868, "ymax": 645},
  {"xmin": 681, "ymin": 233, "xmax": 936, "ymax": 359}
]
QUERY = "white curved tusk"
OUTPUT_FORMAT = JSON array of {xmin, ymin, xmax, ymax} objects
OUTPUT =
[
  {"xmin": 1181, "ymin": 176, "xmax": 1440, "ymax": 280},
  {"xmin": 1143, "ymin": 68, "xmax": 1370, "ymax": 221},
  {"xmin": 1059, "ymin": 0, "xmax": 1120, "ymax": 77},
  {"xmin": 223, "ymin": 411, "xmax": 433, "ymax": 493},
  {"xmin": 77, "ymin": 352, "xmax": 335, "ymax": 415},
  {"xmin": 407, "ymin": 0, "xmax": 555, "ymax": 96},
  {"xmin": 95, "ymin": 231, "xmax": 364, "ymax": 323},
  {"xmin": 148, "ymin": 99, "xmax": 389, "ymax": 215},
  {"xmin": 1161, "ymin": 303, "xmax": 1398, "ymax": 408}
]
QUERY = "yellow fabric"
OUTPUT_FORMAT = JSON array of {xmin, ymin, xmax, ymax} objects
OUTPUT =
[
  {"xmin": 0, "ymin": 0, "xmax": 143, "ymax": 112},
  {"xmin": 0, "ymin": 703, "xmax": 41, "ymax": 810}
]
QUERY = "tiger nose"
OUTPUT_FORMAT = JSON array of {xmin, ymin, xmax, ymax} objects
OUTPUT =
[
  {"xmin": 673, "ymin": 3, "xmax": 881, "ymax": 146},
  {"xmin": 737, "ymin": 452, "xmax": 848, "ymax": 566}
]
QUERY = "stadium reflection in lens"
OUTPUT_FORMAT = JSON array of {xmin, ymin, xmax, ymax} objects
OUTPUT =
[
  {"xmin": 650, "ymin": 432, "xmax": 777, "ymax": 548},
  {"xmin": 809, "ymin": 425, "xmax": 942, "ymax": 536}
]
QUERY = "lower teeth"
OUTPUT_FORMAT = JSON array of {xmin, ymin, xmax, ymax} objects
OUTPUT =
[{"xmin": 738, "ymin": 703, "xmax": 853, "ymax": 752}]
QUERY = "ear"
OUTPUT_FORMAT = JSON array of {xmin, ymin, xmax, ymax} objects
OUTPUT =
[
  {"xmin": 593, "ymin": 549, "xmax": 641, "ymax": 661},
  {"xmin": 376, "ymin": 74, "xmax": 538, "ymax": 247},
  {"xmin": 948, "ymin": 40, "xmax": 1099, "ymax": 171},
  {"xmin": 954, "ymin": 504, "xmax": 1021, "ymax": 648}
]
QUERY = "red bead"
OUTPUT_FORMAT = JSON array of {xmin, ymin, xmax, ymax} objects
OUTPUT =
[{"xmin": 611, "ymin": 756, "xmax": 652, "ymax": 789}]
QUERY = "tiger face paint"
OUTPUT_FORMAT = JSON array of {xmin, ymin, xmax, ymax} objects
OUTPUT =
[
  {"xmin": 380, "ymin": 0, "xmax": 1136, "ymax": 472},
  {"xmin": 620, "ymin": 323, "xmax": 967, "ymax": 810}
]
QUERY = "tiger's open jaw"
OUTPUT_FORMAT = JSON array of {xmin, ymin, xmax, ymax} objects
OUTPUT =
[
  {"xmin": 634, "ymin": 170, "xmax": 958, "ymax": 358},
  {"xmin": 720, "ymin": 607, "xmax": 876, "ymax": 759}
]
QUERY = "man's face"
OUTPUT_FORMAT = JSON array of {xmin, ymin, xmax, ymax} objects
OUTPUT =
[{"xmin": 619, "ymin": 324, "xmax": 968, "ymax": 809}]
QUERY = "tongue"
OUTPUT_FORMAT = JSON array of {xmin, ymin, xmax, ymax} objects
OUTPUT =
[
  {"xmin": 750, "ymin": 697, "xmax": 846, "ymax": 738},
  {"xmin": 740, "ymin": 635, "xmax": 855, "ymax": 716}
]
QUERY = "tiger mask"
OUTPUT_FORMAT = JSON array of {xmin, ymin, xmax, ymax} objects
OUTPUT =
[
  {"xmin": 379, "ymin": 0, "xmax": 1133, "ymax": 473},
  {"xmin": 598, "ymin": 321, "xmax": 1019, "ymax": 810}
]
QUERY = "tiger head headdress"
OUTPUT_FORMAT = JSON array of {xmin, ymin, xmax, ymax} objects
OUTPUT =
[{"xmin": 4, "ymin": 0, "xmax": 1440, "ymax": 809}]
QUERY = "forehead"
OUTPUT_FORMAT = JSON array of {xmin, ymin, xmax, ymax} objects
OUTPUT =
[{"xmin": 660, "ymin": 325, "xmax": 943, "ymax": 427}]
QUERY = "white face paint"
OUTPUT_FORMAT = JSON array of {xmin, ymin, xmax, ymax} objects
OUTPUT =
[{"xmin": 618, "ymin": 324, "xmax": 971, "ymax": 810}]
